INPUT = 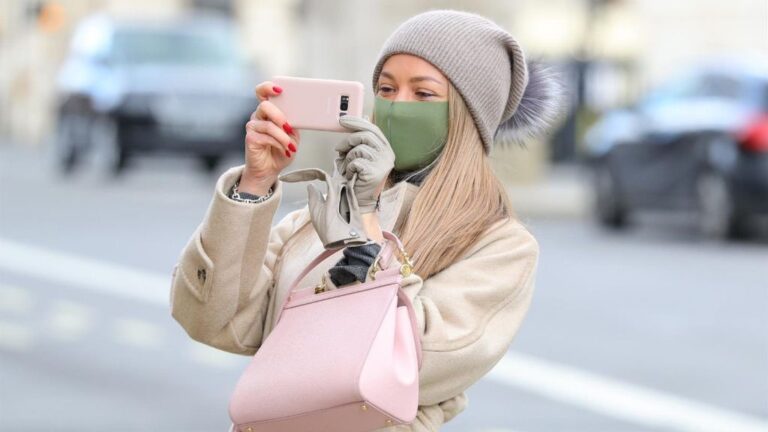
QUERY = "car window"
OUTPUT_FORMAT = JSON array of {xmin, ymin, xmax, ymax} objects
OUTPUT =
[
  {"xmin": 112, "ymin": 27, "xmax": 242, "ymax": 66},
  {"xmin": 639, "ymin": 73, "xmax": 701, "ymax": 107},
  {"xmin": 697, "ymin": 74, "xmax": 743, "ymax": 100},
  {"xmin": 640, "ymin": 72, "xmax": 745, "ymax": 109}
]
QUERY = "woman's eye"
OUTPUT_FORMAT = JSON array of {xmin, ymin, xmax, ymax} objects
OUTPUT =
[
  {"xmin": 378, "ymin": 87, "xmax": 393, "ymax": 93},
  {"xmin": 417, "ymin": 91, "xmax": 435, "ymax": 98}
]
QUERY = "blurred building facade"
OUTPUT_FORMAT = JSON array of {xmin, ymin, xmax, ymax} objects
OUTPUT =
[{"xmin": 1, "ymin": 0, "xmax": 765, "ymax": 181}]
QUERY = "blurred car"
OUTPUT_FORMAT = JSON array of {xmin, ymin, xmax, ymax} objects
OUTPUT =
[
  {"xmin": 583, "ymin": 59, "xmax": 768, "ymax": 239},
  {"xmin": 53, "ymin": 12, "xmax": 259, "ymax": 176}
]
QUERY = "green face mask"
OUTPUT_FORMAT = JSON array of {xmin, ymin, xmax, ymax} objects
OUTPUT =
[{"xmin": 373, "ymin": 95, "xmax": 449, "ymax": 171}]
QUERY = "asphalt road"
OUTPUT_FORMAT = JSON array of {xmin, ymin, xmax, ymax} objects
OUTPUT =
[{"xmin": 1, "ymin": 145, "xmax": 766, "ymax": 432}]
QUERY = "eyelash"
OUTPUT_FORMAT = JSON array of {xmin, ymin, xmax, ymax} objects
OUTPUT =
[{"xmin": 378, "ymin": 87, "xmax": 434, "ymax": 98}]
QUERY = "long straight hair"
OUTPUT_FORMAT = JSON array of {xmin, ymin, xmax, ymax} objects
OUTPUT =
[{"xmin": 375, "ymin": 82, "xmax": 516, "ymax": 280}]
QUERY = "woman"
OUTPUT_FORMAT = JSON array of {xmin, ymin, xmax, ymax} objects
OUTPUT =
[{"xmin": 170, "ymin": 9, "xmax": 561, "ymax": 431}]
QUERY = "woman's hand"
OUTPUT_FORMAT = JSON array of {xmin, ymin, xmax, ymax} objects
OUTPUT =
[
  {"xmin": 240, "ymin": 81, "xmax": 301, "ymax": 195},
  {"xmin": 335, "ymin": 116, "xmax": 395, "ymax": 213}
]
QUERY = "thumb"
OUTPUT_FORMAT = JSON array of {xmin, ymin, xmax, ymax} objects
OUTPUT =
[
  {"xmin": 338, "ymin": 115, "xmax": 367, "ymax": 132},
  {"xmin": 339, "ymin": 115, "xmax": 388, "ymax": 145}
]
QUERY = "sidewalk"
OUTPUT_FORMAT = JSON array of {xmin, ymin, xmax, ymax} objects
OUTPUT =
[{"xmin": 504, "ymin": 163, "xmax": 593, "ymax": 220}]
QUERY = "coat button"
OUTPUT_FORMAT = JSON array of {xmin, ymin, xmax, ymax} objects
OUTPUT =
[{"xmin": 197, "ymin": 268, "xmax": 207, "ymax": 283}]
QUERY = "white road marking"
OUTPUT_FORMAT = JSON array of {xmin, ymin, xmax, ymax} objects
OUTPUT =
[
  {"xmin": 0, "ymin": 238, "xmax": 170, "ymax": 305},
  {"xmin": 0, "ymin": 320, "xmax": 34, "ymax": 351},
  {"xmin": 489, "ymin": 352, "xmax": 768, "ymax": 432},
  {"xmin": 47, "ymin": 299, "xmax": 92, "ymax": 342},
  {"xmin": 3, "ymin": 237, "xmax": 767, "ymax": 430},
  {"xmin": 113, "ymin": 317, "xmax": 164, "ymax": 349},
  {"xmin": 0, "ymin": 284, "xmax": 34, "ymax": 314}
]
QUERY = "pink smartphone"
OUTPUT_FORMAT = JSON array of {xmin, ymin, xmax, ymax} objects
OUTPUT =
[{"xmin": 270, "ymin": 76, "xmax": 365, "ymax": 132}]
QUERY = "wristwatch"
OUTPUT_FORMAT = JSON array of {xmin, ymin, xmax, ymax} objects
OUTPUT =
[{"xmin": 229, "ymin": 178, "xmax": 273, "ymax": 203}]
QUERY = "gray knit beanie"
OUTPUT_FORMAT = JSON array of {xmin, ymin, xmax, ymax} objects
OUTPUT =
[{"xmin": 371, "ymin": 9, "xmax": 563, "ymax": 154}]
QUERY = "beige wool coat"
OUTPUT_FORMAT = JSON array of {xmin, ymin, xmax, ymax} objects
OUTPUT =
[{"xmin": 170, "ymin": 164, "xmax": 540, "ymax": 431}]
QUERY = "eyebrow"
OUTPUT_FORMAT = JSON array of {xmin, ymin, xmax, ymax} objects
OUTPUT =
[{"xmin": 379, "ymin": 71, "xmax": 444, "ymax": 85}]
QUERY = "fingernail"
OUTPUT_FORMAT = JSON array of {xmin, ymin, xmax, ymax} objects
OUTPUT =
[
  {"xmin": 273, "ymin": 85, "xmax": 283, "ymax": 94},
  {"xmin": 283, "ymin": 122, "xmax": 294, "ymax": 136},
  {"xmin": 285, "ymin": 149, "xmax": 291, "ymax": 158},
  {"xmin": 288, "ymin": 143, "xmax": 297, "ymax": 152}
]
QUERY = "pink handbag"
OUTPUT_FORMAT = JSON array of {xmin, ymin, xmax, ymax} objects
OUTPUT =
[{"xmin": 228, "ymin": 230, "xmax": 423, "ymax": 432}]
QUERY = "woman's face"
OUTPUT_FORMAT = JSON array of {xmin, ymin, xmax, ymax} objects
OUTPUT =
[{"xmin": 376, "ymin": 54, "xmax": 449, "ymax": 102}]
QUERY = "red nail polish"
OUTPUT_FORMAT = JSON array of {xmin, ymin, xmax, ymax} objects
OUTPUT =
[
  {"xmin": 273, "ymin": 85, "xmax": 283, "ymax": 94},
  {"xmin": 288, "ymin": 143, "xmax": 297, "ymax": 152},
  {"xmin": 285, "ymin": 149, "xmax": 291, "ymax": 158},
  {"xmin": 283, "ymin": 122, "xmax": 294, "ymax": 136}
]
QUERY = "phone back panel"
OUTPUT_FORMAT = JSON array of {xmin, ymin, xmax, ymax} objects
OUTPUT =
[{"xmin": 270, "ymin": 76, "xmax": 365, "ymax": 132}]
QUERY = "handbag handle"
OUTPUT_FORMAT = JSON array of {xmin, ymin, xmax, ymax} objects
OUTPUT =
[
  {"xmin": 281, "ymin": 230, "xmax": 424, "ymax": 369},
  {"xmin": 286, "ymin": 230, "xmax": 406, "ymax": 294}
]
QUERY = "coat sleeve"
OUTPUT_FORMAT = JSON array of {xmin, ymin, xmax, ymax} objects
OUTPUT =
[
  {"xmin": 169, "ymin": 164, "xmax": 307, "ymax": 355},
  {"xmin": 398, "ymin": 218, "xmax": 540, "ymax": 407}
]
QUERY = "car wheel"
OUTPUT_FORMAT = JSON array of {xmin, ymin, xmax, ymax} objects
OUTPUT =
[
  {"xmin": 199, "ymin": 155, "xmax": 221, "ymax": 174},
  {"xmin": 52, "ymin": 111, "xmax": 88, "ymax": 175},
  {"xmin": 593, "ymin": 162, "xmax": 627, "ymax": 228},
  {"xmin": 695, "ymin": 170, "xmax": 749, "ymax": 239},
  {"xmin": 90, "ymin": 115, "xmax": 128, "ymax": 178}
]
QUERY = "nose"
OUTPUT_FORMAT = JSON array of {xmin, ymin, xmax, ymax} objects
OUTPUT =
[{"xmin": 394, "ymin": 91, "xmax": 416, "ymax": 102}]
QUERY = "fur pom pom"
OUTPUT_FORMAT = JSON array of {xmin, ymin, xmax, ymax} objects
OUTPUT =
[{"xmin": 495, "ymin": 60, "xmax": 567, "ymax": 149}]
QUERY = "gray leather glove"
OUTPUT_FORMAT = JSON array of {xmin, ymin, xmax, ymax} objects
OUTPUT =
[
  {"xmin": 278, "ymin": 167, "xmax": 370, "ymax": 249},
  {"xmin": 335, "ymin": 116, "xmax": 395, "ymax": 214}
]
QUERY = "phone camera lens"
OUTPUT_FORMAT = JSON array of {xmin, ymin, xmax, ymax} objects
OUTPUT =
[{"xmin": 340, "ymin": 95, "xmax": 349, "ymax": 111}]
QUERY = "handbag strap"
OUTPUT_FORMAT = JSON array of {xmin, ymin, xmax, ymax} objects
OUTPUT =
[
  {"xmin": 377, "ymin": 231, "xmax": 404, "ymax": 270},
  {"xmin": 286, "ymin": 230, "xmax": 405, "ymax": 293},
  {"xmin": 397, "ymin": 286, "xmax": 424, "ymax": 370}
]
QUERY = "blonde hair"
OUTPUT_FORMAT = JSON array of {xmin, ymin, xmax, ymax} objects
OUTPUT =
[{"xmin": 377, "ymin": 82, "xmax": 517, "ymax": 280}]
